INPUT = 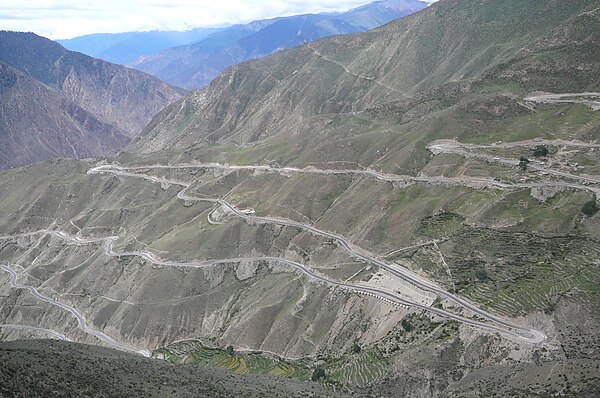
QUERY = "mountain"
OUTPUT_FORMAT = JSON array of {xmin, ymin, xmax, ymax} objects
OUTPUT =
[
  {"xmin": 58, "ymin": 27, "xmax": 224, "ymax": 65},
  {"xmin": 132, "ymin": 0, "xmax": 600, "ymax": 152},
  {"xmin": 1, "ymin": 1, "xmax": 600, "ymax": 397},
  {"xmin": 129, "ymin": 0, "xmax": 428, "ymax": 89},
  {"xmin": 0, "ymin": 62, "xmax": 129, "ymax": 168},
  {"xmin": 0, "ymin": 31, "xmax": 184, "ymax": 168},
  {"xmin": 338, "ymin": 0, "xmax": 433, "ymax": 29}
]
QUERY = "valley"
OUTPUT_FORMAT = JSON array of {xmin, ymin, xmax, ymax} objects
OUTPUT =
[{"xmin": 1, "ymin": 0, "xmax": 600, "ymax": 396}]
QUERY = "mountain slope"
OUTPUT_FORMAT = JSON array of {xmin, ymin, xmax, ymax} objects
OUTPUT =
[
  {"xmin": 129, "ymin": 0, "xmax": 427, "ymax": 89},
  {"xmin": 0, "ymin": 31, "xmax": 185, "ymax": 138},
  {"xmin": 0, "ymin": 62, "xmax": 129, "ymax": 168},
  {"xmin": 131, "ymin": 0, "xmax": 600, "ymax": 153},
  {"xmin": 0, "ymin": 31, "xmax": 185, "ymax": 168},
  {"xmin": 58, "ymin": 27, "xmax": 224, "ymax": 65}
]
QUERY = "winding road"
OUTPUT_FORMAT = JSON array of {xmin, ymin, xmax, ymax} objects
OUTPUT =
[
  {"xmin": 91, "ymin": 158, "xmax": 600, "ymax": 194},
  {"xmin": 525, "ymin": 92, "xmax": 600, "ymax": 111},
  {"xmin": 0, "ymin": 263, "xmax": 151, "ymax": 357},
  {"xmin": 87, "ymin": 164, "xmax": 547, "ymax": 343},
  {"xmin": 8, "ymin": 137, "xmax": 595, "ymax": 352},
  {"xmin": 1, "ymin": 229, "xmax": 544, "ymax": 344},
  {"xmin": 428, "ymin": 140, "xmax": 600, "ymax": 188},
  {"xmin": 306, "ymin": 43, "xmax": 412, "ymax": 98},
  {"xmin": 0, "ymin": 324, "xmax": 68, "ymax": 340}
]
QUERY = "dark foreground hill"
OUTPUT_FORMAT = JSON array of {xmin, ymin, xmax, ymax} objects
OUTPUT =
[
  {"xmin": 0, "ymin": 31, "xmax": 184, "ymax": 168},
  {"xmin": 0, "ymin": 339, "xmax": 340, "ymax": 398}
]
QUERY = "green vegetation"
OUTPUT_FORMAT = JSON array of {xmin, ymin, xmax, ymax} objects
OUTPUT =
[
  {"xmin": 582, "ymin": 199, "xmax": 599, "ymax": 216},
  {"xmin": 156, "ymin": 341, "xmax": 312, "ymax": 381},
  {"xmin": 323, "ymin": 350, "xmax": 389, "ymax": 388},
  {"xmin": 156, "ymin": 339, "xmax": 396, "ymax": 389},
  {"xmin": 311, "ymin": 366, "xmax": 326, "ymax": 382},
  {"xmin": 532, "ymin": 145, "xmax": 549, "ymax": 157}
]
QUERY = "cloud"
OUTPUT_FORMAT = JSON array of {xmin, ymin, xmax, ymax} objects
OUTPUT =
[{"xmin": 0, "ymin": 0, "xmax": 428, "ymax": 39}]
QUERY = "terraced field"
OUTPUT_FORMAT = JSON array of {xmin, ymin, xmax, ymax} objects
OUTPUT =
[
  {"xmin": 155, "ymin": 339, "xmax": 399, "ymax": 388},
  {"xmin": 392, "ymin": 211, "xmax": 600, "ymax": 317},
  {"xmin": 325, "ymin": 351, "xmax": 389, "ymax": 388},
  {"xmin": 156, "ymin": 340, "xmax": 312, "ymax": 381}
]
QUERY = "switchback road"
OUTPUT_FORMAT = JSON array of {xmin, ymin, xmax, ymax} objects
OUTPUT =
[
  {"xmin": 88, "ymin": 164, "xmax": 546, "ymax": 343},
  {"xmin": 0, "ymin": 230, "xmax": 544, "ymax": 343},
  {"xmin": 0, "ymin": 263, "xmax": 151, "ymax": 357}
]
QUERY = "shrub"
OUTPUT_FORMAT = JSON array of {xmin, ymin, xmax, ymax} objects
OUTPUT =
[
  {"xmin": 311, "ymin": 366, "xmax": 325, "ymax": 382},
  {"xmin": 582, "ymin": 200, "xmax": 599, "ymax": 216},
  {"xmin": 532, "ymin": 145, "xmax": 549, "ymax": 157},
  {"xmin": 519, "ymin": 156, "xmax": 530, "ymax": 170},
  {"xmin": 475, "ymin": 268, "xmax": 488, "ymax": 281}
]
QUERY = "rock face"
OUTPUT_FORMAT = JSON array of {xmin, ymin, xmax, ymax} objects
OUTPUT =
[
  {"xmin": 0, "ymin": 31, "xmax": 185, "ymax": 168},
  {"xmin": 128, "ymin": 0, "xmax": 428, "ymax": 89},
  {"xmin": 0, "ymin": 62, "xmax": 130, "ymax": 168}
]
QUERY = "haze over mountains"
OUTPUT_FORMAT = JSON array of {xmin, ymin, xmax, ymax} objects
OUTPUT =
[
  {"xmin": 57, "ymin": 27, "xmax": 224, "ymax": 65},
  {"xmin": 0, "ymin": 0, "xmax": 429, "ymax": 170},
  {"xmin": 1, "ymin": 0, "xmax": 600, "ymax": 396},
  {"xmin": 0, "ymin": 31, "xmax": 184, "ymax": 169},
  {"xmin": 61, "ymin": 0, "xmax": 429, "ymax": 89}
]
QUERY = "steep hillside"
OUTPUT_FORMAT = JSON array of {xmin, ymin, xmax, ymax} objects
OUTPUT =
[
  {"xmin": 129, "ymin": 0, "xmax": 427, "ymax": 89},
  {"xmin": 0, "ymin": 62, "xmax": 129, "ymax": 168},
  {"xmin": 0, "ymin": 31, "xmax": 184, "ymax": 137},
  {"xmin": 131, "ymin": 0, "xmax": 600, "ymax": 153}
]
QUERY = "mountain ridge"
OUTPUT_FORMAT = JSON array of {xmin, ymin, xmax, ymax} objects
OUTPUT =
[
  {"xmin": 1, "ymin": 1, "xmax": 599, "ymax": 396},
  {"xmin": 0, "ymin": 31, "xmax": 185, "ymax": 136},
  {"xmin": 58, "ymin": 27, "xmax": 224, "ymax": 65},
  {"xmin": 0, "ymin": 61, "xmax": 130, "ymax": 168}
]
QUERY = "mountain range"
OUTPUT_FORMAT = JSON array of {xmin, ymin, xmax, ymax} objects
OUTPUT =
[
  {"xmin": 0, "ymin": 0, "xmax": 599, "ymax": 396},
  {"xmin": 133, "ymin": 0, "xmax": 600, "ymax": 154},
  {"xmin": 128, "ymin": 0, "xmax": 429, "ymax": 89},
  {"xmin": 58, "ymin": 27, "xmax": 224, "ymax": 65}
]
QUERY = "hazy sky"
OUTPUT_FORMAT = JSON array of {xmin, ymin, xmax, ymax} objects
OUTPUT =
[{"xmin": 0, "ymin": 0, "xmax": 436, "ymax": 40}]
